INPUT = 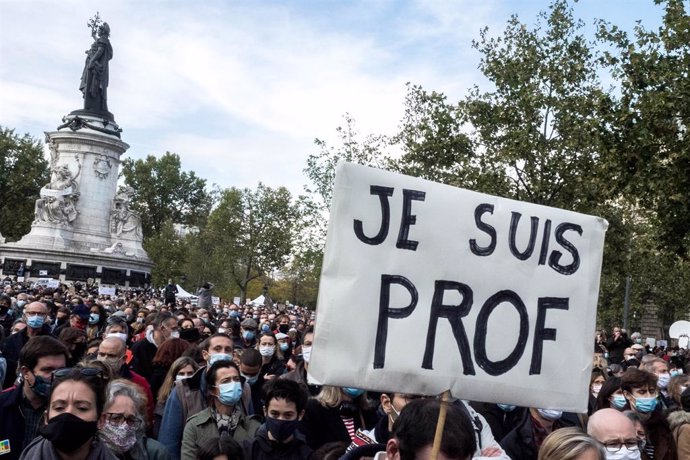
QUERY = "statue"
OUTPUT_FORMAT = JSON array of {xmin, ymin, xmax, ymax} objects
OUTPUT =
[
  {"xmin": 33, "ymin": 154, "xmax": 82, "ymax": 226},
  {"xmin": 80, "ymin": 14, "xmax": 112, "ymax": 114},
  {"xmin": 110, "ymin": 186, "xmax": 142, "ymax": 238}
]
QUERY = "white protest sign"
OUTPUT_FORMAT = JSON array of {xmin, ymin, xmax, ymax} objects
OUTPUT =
[
  {"xmin": 212, "ymin": 296, "xmax": 220, "ymax": 305},
  {"xmin": 309, "ymin": 162, "xmax": 608, "ymax": 412},
  {"xmin": 99, "ymin": 285, "xmax": 116, "ymax": 296}
]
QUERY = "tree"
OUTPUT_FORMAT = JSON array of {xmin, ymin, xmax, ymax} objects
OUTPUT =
[
  {"xmin": 0, "ymin": 127, "xmax": 49, "ymax": 241},
  {"xmin": 598, "ymin": 0, "xmax": 690, "ymax": 257},
  {"xmin": 461, "ymin": 0, "xmax": 615, "ymax": 210},
  {"xmin": 121, "ymin": 152, "xmax": 212, "ymax": 237},
  {"xmin": 144, "ymin": 219, "xmax": 188, "ymax": 286},
  {"xmin": 185, "ymin": 184, "xmax": 301, "ymax": 303}
]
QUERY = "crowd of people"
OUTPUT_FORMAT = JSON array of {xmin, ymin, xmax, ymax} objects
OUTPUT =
[{"xmin": 0, "ymin": 280, "xmax": 689, "ymax": 460}]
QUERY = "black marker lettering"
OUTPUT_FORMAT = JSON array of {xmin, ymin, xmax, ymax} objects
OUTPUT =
[
  {"xmin": 530, "ymin": 297, "xmax": 569, "ymax": 374},
  {"xmin": 353, "ymin": 185, "xmax": 394, "ymax": 245},
  {"xmin": 469, "ymin": 204, "xmax": 497, "ymax": 256},
  {"xmin": 396, "ymin": 189, "xmax": 426, "ymax": 251},
  {"xmin": 374, "ymin": 275, "xmax": 418, "ymax": 369}
]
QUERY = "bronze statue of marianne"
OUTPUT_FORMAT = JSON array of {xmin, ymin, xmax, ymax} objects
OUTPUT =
[{"xmin": 80, "ymin": 20, "xmax": 113, "ymax": 114}]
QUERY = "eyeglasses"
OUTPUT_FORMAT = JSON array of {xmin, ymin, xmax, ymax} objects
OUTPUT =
[
  {"xmin": 51, "ymin": 367, "xmax": 104, "ymax": 382},
  {"xmin": 103, "ymin": 412, "xmax": 143, "ymax": 428},
  {"xmin": 602, "ymin": 441, "xmax": 640, "ymax": 453}
]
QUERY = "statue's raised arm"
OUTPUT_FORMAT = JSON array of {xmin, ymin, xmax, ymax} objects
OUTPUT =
[{"xmin": 79, "ymin": 15, "xmax": 113, "ymax": 114}]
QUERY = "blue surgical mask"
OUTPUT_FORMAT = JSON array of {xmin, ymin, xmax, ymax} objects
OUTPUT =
[
  {"xmin": 343, "ymin": 387, "xmax": 365, "ymax": 398},
  {"xmin": 279, "ymin": 343, "xmax": 289, "ymax": 352},
  {"xmin": 16, "ymin": 300, "xmax": 26, "ymax": 309},
  {"xmin": 671, "ymin": 369, "xmax": 683, "ymax": 377},
  {"xmin": 208, "ymin": 353, "xmax": 233, "ymax": 367},
  {"xmin": 89, "ymin": 313, "xmax": 100, "ymax": 325},
  {"xmin": 229, "ymin": 311, "xmax": 239, "ymax": 318},
  {"xmin": 611, "ymin": 394, "xmax": 627, "ymax": 410},
  {"xmin": 26, "ymin": 315, "xmax": 45, "ymax": 329},
  {"xmin": 498, "ymin": 404, "xmax": 517, "ymax": 412},
  {"xmin": 634, "ymin": 396, "xmax": 657, "ymax": 413},
  {"xmin": 243, "ymin": 330, "xmax": 255, "ymax": 341},
  {"xmin": 261, "ymin": 324, "xmax": 270, "ymax": 333},
  {"xmin": 537, "ymin": 408, "xmax": 563, "ymax": 421},
  {"xmin": 217, "ymin": 381, "xmax": 242, "ymax": 405}
]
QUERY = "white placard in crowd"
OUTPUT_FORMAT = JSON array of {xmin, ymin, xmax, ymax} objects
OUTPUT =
[
  {"xmin": 233, "ymin": 297, "xmax": 241, "ymax": 305},
  {"xmin": 99, "ymin": 285, "xmax": 116, "ymax": 296},
  {"xmin": 212, "ymin": 296, "xmax": 220, "ymax": 305},
  {"xmin": 39, "ymin": 270, "xmax": 48, "ymax": 276},
  {"xmin": 309, "ymin": 162, "xmax": 608, "ymax": 412},
  {"xmin": 646, "ymin": 338, "xmax": 657, "ymax": 348}
]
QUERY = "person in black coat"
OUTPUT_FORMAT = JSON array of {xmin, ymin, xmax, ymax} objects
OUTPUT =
[
  {"xmin": 299, "ymin": 385, "xmax": 378, "ymax": 451},
  {"xmin": 469, "ymin": 401, "xmax": 528, "ymax": 443},
  {"xmin": 500, "ymin": 407, "xmax": 580, "ymax": 460},
  {"xmin": 1, "ymin": 301, "xmax": 54, "ymax": 389},
  {"xmin": 243, "ymin": 379, "xmax": 312, "ymax": 459},
  {"xmin": 0, "ymin": 336, "xmax": 68, "ymax": 460}
]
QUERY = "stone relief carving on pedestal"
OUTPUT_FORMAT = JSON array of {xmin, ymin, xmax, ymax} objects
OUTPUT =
[
  {"xmin": 110, "ymin": 186, "xmax": 142, "ymax": 239},
  {"xmin": 93, "ymin": 154, "xmax": 112, "ymax": 179},
  {"xmin": 34, "ymin": 155, "xmax": 82, "ymax": 226}
]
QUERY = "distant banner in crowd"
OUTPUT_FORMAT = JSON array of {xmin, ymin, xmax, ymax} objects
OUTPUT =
[
  {"xmin": 310, "ymin": 162, "xmax": 608, "ymax": 412},
  {"xmin": 98, "ymin": 285, "xmax": 117, "ymax": 296}
]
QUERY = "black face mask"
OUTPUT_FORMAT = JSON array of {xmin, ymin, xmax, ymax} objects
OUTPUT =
[
  {"xmin": 279, "ymin": 324, "xmax": 290, "ymax": 334},
  {"xmin": 40, "ymin": 412, "xmax": 98, "ymax": 453},
  {"xmin": 339, "ymin": 402, "xmax": 358, "ymax": 417},
  {"xmin": 266, "ymin": 417, "xmax": 300, "ymax": 442},
  {"xmin": 180, "ymin": 327, "xmax": 200, "ymax": 343}
]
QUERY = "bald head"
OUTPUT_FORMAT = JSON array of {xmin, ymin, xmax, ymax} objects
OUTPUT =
[
  {"xmin": 98, "ymin": 336, "xmax": 126, "ymax": 357},
  {"xmin": 588, "ymin": 408, "xmax": 636, "ymax": 445}
]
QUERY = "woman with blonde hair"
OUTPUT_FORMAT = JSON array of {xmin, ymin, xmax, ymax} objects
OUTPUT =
[
  {"xmin": 300, "ymin": 385, "xmax": 377, "ymax": 450},
  {"xmin": 538, "ymin": 427, "xmax": 605, "ymax": 460}
]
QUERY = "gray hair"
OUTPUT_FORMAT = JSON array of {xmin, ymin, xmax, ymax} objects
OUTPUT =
[{"xmin": 104, "ymin": 379, "xmax": 148, "ymax": 428}]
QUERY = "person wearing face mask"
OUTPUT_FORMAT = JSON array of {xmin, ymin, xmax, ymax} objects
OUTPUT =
[
  {"xmin": 276, "ymin": 332, "xmax": 293, "ymax": 362},
  {"xmin": 588, "ymin": 408, "xmax": 643, "ymax": 460},
  {"xmin": 100, "ymin": 379, "xmax": 170, "ymax": 460},
  {"xmin": 2, "ymin": 301, "xmax": 54, "ymax": 389},
  {"xmin": 281, "ymin": 327, "xmax": 321, "ymax": 396},
  {"xmin": 300, "ymin": 385, "xmax": 378, "ymax": 450},
  {"xmin": 242, "ymin": 379, "xmax": 312, "ymax": 460},
  {"xmin": 19, "ymin": 366, "xmax": 117, "ymax": 460},
  {"xmin": 149, "ymin": 337, "xmax": 192, "ymax": 401},
  {"xmin": 469, "ymin": 400, "xmax": 528, "ymax": 444},
  {"xmin": 256, "ymin": 332, "xmax": 286, "ymax": 381},
  {"xmin": 621, "ymin": 367, "xmax": 677, "ymax": 460},
  {"xmin": 359, "ymin": 392, "xmax": 424, "ymax": 446},
  {"xmin": 86, "ymin": 303, "xmax": 107, "ymax": 341},
  {"xmin": 153, "ymin": 357, "xmax": 200, "ymax": 438},
  {"xmin": 159, "ymin": 334, "xmax": 254, "ymax": 460},
  {"xmin": 131, "ymin": 313, "xmax": 178, "ymax": 381},
  {"xmin": 642, "ymin": 358, "xmax": 674, "ymax": 411},
  {"xmin": 500, "ymin": 405, "xmax": 581, "ymax": 460},
  {"xmin": 97, "ymin": 337, "xmax": 155, "ymax": 425},
  {"xmin": 181, "ymin": 360, "xmax": 261, "ymax": 460},
  {"xmin": 0, "ymin": 336, "xmax": 68, "ymax": 460},
  {"xmin": 239, "ymin": 318, "xmax": 258, "ymax": 349},
  {"xmin": 590, "ymin": 368, "xmax": 608, "ymax": 415}
]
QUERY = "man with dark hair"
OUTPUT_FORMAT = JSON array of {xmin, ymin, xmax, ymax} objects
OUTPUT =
[
  {"xmin": 241, "ymin": 348, "xmax": 264, "ymax": 411},
  {"xmin": 243, "ymin": 379, "xmax": 311, "ymax": 459},
  {"xmin": 0, "ymin": 336, "xmax": 68, "ymax": 460},
  {"xmin": 281, "ymin": 327, "xmax": 320, "ymax": 396},
  {"xmin": 130, "ymin": 312, "xmax": 178, "ymax": 381},
  {"xmin": 386, "ymin": 399, "xmax": 475, "ymax": 460},
  {"xmin": 2, "ymin": 301, "xmax": 53, "ymax": 389},
  {"xmin": 159, "ymin": 333, "xmax": 254, "ymax": 460}
]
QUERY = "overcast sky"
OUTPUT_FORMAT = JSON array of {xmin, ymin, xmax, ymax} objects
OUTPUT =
[{"xmin": 0, "ymin": 0, "xmax": 663, "ymax": 197}]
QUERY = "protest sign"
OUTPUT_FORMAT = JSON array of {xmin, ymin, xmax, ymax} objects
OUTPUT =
[
  {"xmin": 309, "ymin": 162, "xmax": 608, "ymax": 412},
  {"xmin": 99, "ymin": 285, "xmax": 116, "ymax": 296},
  {"xmin": 212, "ymin": 296, "xmax": 220, "ymax": 305}
]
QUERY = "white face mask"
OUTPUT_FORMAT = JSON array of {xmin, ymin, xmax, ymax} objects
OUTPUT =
[
  {"xmin": 170, "ymin": 330, "xmax": 180, "ymax": 339},
  {"xmin": 259, "ymin": 345, "xmax": 275, "ymax": 357},
  {"xmin": 606, "ymin": 446, "xmax": 641, "ymax": 460},
  {"xmin": 106, "ymin": 332, "xmax": 128, "ymax": 342},
  {"xmin": 592, "ymin": 383, "xmax": 603, "ymax": 398},
  {"xmin": 176, "ymin": 374, "xmax": 191, "ymax": 381},
  {"xmin": 302, "ymin": 346, "xmax": 312, "ymax": 363},
  {"xmin": 537, "ymin": 408, "xmax": 563, "ymax": 421}
]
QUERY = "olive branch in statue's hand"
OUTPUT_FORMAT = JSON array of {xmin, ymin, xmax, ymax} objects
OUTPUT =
[{"xmin": 87, "ymin": 12, "xmax": 102, "ymax": 39}]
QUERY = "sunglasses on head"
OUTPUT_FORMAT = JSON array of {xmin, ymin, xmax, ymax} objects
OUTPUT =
[{"xmin": 51, "ymin": 367, "xmax": 104, "ymax": 383}]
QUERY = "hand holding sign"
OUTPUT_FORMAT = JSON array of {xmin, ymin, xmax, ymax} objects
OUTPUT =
[{"xmin": 309, "ymin": 162, "xmax": 608, "ymax": 412}]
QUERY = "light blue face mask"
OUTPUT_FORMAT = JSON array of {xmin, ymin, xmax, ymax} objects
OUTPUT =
[
  {"xmin": 241, "ymin": 372, "xmax": 259, "ymax": 386},
  {"xmin": 611, "ymin": 394, "xmax": 627, "ymax": 410},
  {"xmin": 216, "ymin": 381, "xmax": 242, "ymax": 405},
  {"xmin": 26, "ymin": 315, "xmax": 45, "ymax": 329},
  {"xmin": 633, "ymin": 396, "xmax": 657, "ymax": 413},
  {"xmin": 497, "ymin": 403, "xmax": 517, "ymax": 412},
  {"xmin": 343, "ymin": 387, "xmax": 365, "ymax": 398},
  {"xmin": 208, "ymin": 353, "xmax": 233, "ymax": 367}
]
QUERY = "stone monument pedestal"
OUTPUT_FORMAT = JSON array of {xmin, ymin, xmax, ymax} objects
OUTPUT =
[{"xmin": 0, "ymin": 112, "xmax": 153, "ymax": 287}]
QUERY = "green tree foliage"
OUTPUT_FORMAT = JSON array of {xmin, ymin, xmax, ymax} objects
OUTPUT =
[
  {"xmin": 184, "ymin": 184, "xmax": 301, "ymax": 303},
  {"xmin": 598, "ymin": 0, "xmax": 690, "ymax": 257},
  {"xmin": 145, "ymin": 219, "xmax": 188, "ymax": 286},
  {"xmin": 0, "ymin": 128, "xmax": 49, "ymax": 241},
  {"xmin": 121, "ymin": 152, "xmax": 212, "ymax": 237}
]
